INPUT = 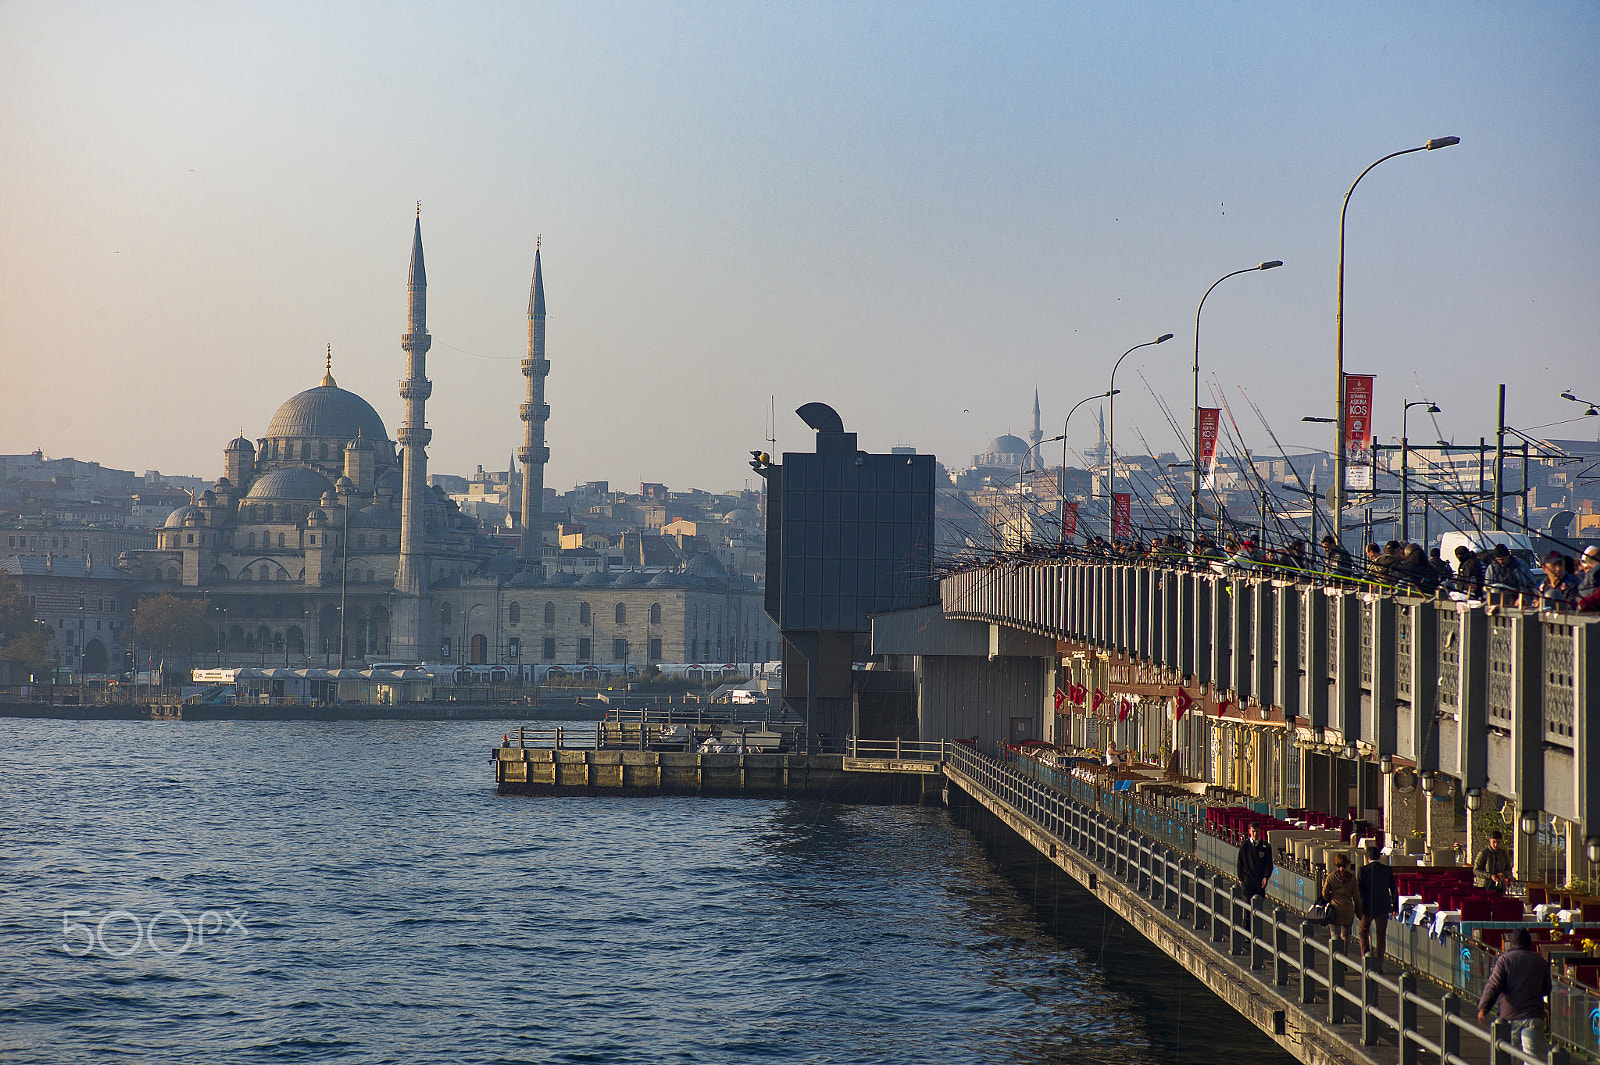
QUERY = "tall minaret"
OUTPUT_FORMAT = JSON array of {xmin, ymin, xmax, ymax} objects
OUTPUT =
[
  {"xmin": 394, "ymin": 211, "xmax": 433, "ymax": 610},
  {"xmin": 1028, "ymin": 388, "xmax": 1044, "ymax": 467},
  {"xmin": 517, "ymin": 242, "xmax": 550, "ymax": 562}
]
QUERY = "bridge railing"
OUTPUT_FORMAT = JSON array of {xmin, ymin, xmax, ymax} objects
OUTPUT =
[
  {"xmin": 943, "ymin": 741, "xmax": 1585, "ymax": 1064},
  {"xmin": 845, "ymin": 738, "xmax": 945, "ymax": 762},
  {"xmin": 939, "ymin": 560, "xmax": 1600, "ymax": 838}
]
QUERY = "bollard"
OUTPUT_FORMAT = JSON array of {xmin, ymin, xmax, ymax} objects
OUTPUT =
[
  {"xmin": 1299, "ymin": 922, "xmax": 1318, "ymax": 1005},
  {"xmin": 1396, "ymin": 972, "xmax": 1417, "ymax": 1065},
  {"xmin": 1361, "ymin": 961, "xmax": 1379, "ymax": 1045},
  {"xmin": 1328, "ymin": 940, "xmax": 1346, "ymax": 1025},
  {"xmin": 1440, "ymin": 993, "xmax": 1460, "ymax": 1060},
  {"xmin": 1490, "ymin": 1019, "xmax": 1510, "ymax": 1065},
  {"xmin": 1273, "ymin": 909, "xmax": 1290, "ymax": 986}
]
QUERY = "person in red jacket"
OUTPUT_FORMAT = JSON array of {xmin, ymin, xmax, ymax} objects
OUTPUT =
[{"xmin": 1477, "ymin": 927, "xmax": 1551, "ymax": 1055}]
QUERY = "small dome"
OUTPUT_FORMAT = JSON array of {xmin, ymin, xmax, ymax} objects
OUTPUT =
[
  {"xmin": 226, "ymin": 434, "xmax": 254, "ymax": 453},
  {"xmin": 648, "ymin": 571, "xmax": 682, "ymax": 588},
  {"xmin": 214, "ymin": 477, "xmax": 232, "ymax": 489},
  {"xmin": 376, "ymin": 470, "xmax": 402, "ymax": 492},
  {"xmin": 266, "ymin": 382, "xmax": 389, "ymax": 442},
  {"xmin": 684, "ymin": 553, "xmax": 727, "ymax": 579},
  {"xmin": 350, "ymin": 505, "xmax": 401, "ymax": 530},
  {"xmin": 612, "ymin": 571, "xmax": 648, "ymax": 587},
  {"xmin": 345, "ymin": 432, "xmax": 374, "ymax": 452},
  {"xmin": 163, "ymin": 505, "xmax": 201, "ymax": 528},
  {"xmin": 577, "ymin": 571, "xmax": 613, "ymax": 587},
  {"xmin": 508, "ymin": 569, "xmax": 546, "ymax": 589},
  {"xmin": 308, "ymin": 508, "xmax": 329, "ymax": 525},
  {"xmin": 722, "ymin": 509, "xmax": 756, "ymax": 525},
  {"xmin": 544, "ymin": 572, "xmax": 577, "ymax": 587},
  {"xmin": 245, "ymin": 467, "xmax": 335, "ymax": 501}
]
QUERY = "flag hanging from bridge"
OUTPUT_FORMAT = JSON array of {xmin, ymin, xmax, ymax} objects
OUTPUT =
[
  {"xmin": 1343, "ymin": 374, "xmax": 1375, "ymax": 490},
  {"xmin": 1197, "ymin": 408, "xmax": 1220, "ymax": 490},
  {"xmin": 1112, "ymin": 493, "xmax": 1132, "ymax": 538}
]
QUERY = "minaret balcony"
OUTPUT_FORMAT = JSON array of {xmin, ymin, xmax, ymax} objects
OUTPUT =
[
  {"xmin": 518, "ymin": 402, "xmax": 550, "ymax": 422},
  {"xmin": 398, "ymin": 378, "xmax": 433, "ymax": 400},
  {"xmin": 397, "ymin": 426, "xmax": 433, "ymax": 447},
  {"xmin": 401, "ymin": 333, "xmax": 433, "ymax": 353},
  {"xmin": 521, "ymin": 358, "xmax": 550, "ymax": 377},
  {"xmin": 517, "ymin": 445, "xmax": 550, "ymax": 465}
]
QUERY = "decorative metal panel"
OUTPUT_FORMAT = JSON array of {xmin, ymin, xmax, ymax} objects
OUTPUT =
[
  {"xmin": 1437, "ymin": 612, "xmax": 1460, "ymax": 711},
  {"xmin": 1543, "ymin": 621, "xmax": 1575, "ymax": 743},
  {"xmin": 1360, "ymin": 600, "xmax": 1374, "ymax": 685},
  {"xmin": 1396, "ymin": 605, "xmax": 1413, "ymax": 700},
  {"xmin": 1487, "ymin": 615, "xmax": 1513, "ymax": 725}
]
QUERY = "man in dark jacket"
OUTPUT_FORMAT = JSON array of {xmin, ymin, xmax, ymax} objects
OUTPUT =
[
  {"xmin": 1477, "ymin": 927, "xmax": 1551, "ymax": 1055},
  {"xmin": 1237, "ymin": 823, "xmax": 1273, "ymax": 902},
  {"xmin": 1356, "ymin": 846, "xmax": 1398, "ymax": 972},
  {"xmin": 1453, "ymin": 545, "xmax": 1485, "ymax": 599}
]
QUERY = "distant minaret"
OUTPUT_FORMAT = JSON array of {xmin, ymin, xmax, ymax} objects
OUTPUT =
[
  {"xmin": 517, "ymin": 242, "xmax": 550, "ymax": 561},
  {"xmin": 394, "ymin": 211, "xmax": 433, "ymax": 606},
  {"xmin": 1028, "ymin": 389, "xmax": 1044, "ymax": 467}
]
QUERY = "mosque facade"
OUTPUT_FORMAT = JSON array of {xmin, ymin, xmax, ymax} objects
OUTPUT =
[{"xmin": 122, "ymin": 218, "xmax": 774, "ymax": 669}]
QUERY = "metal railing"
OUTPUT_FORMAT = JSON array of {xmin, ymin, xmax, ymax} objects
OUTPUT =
[
  {"xmin": 942, "ymin": 741, "xmax": 1582, "ymax": 1065},
  {"xmin": 497, "ymin": 725, "xmax": 599, "ymax": 750},
  {"xmin": 845, "ymin": 738, "xmax": 946, "ymax": 762}
]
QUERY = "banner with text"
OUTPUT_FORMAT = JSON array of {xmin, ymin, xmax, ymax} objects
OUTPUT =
[
  {"xmin": 1197, "ymin": 407, "xmax": 1221, "ymax": 490},
  {"xmin": 1112, "ymin": 493, "xmax": 1132, "ymax": 538},
  {"xmin": 1344, "ymin": 374, "xmax": 1375, "ymax": 490},
  {"xmin": 1061, "ymin": 500, "xmax": 1078, "ymax": 541}
]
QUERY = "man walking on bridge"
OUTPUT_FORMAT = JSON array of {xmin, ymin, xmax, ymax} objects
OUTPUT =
[
  {"xmin": 1357, "ymin": 846, "xmax": 1397, "ymax": 973},
  {"xmin": 1237, "ymin": 823, "xmax": 1273, "ymax": 902},
  {"xmin": 1477, "ymin": 927, "xmax": 1551, "ymax": 1056}
]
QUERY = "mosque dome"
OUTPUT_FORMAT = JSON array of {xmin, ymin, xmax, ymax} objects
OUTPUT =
[
  {"xmin": 507, "ymin": 569, "xmax": 546, "ymax": 589},
  {"xmin": 350, "ymin": 505, "xmax": 401, "ymax": 530},
  {"xmin": 611, "ymin": 571, "xmax": 648, "ymax": 588},
  {"xmin": 266, "ymin": 382, "xmax": 389, "ymax": 442},
  {"xmin": 163, "ymin": 505, "xmax": 201, "ymax": 528},
  {"xmin": 647, "ymin": 571, "xmax": 682, "ymax": 588},
  {"xmin": 245, "ymin": 467, "xmax": 335, "ymax": 501},
  {"xmin": 545, "ymin": 572, "xmax": 577, "ymax": 587},
  {"xmin": 975, "ymin": 434, "xmax": 1031, "ymax": 467},
  {"xmin": 577, "ymin": 572, "xmax": 614, "ymax": 587},
  {"xmin": 684, "ymin": 553, "xmax": 727, "ymax": 579}
]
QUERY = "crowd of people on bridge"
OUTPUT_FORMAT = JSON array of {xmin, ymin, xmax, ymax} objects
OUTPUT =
[{"xmin": 961, "ymin": 532, "xmax": 1600, "ymax": 613}]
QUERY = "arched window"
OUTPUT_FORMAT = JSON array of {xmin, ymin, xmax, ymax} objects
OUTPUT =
[
  {"xmin": 509, "ymin": 602, "xmax": 521, "ymax": 624},
  {"xmin": 379, "ymin": 534, "xmax": 388, "ymax": 549},
  {"xmin": 276, "ymin": 569, "xmax": 286, "ymax": 581},
  {"xmin": 259, "ymin": 565, "xmax": 270, "ymax": 581},
  {"xmin": 279, "ymin": 504, "xmax": 292, "ymax": 522},
  {"xmin": 543, "ymin": 601, "xmax": 555, "ymax": 626},
  {"xmin": 247, "ymin": 533, "xmax": 256, "ymax": 548},
  {"xmin": 318, "ymin": 443, "xmax": 329, "ymax": 460},
  {"xmin": 441, "ymin": 602, "xmax": 452, "ymax": 625},
  {"xmin": 278, "ymin": 533, "xmax": 286, "ymax": 547},
  {"xmin": 650, "ymin": 603, "xmax": 662, "ymax": 624},
  {"xmin": 579, "ymin": 602, "xmax": 591, "ymax": 626},
  {"xmin": 358, "ymin": 534, "xmax": 367, "ymax": 549},
  {"xmin": 365, "ymin": 570, "xmax": 374, "ymax": 582},
  {"xmin": 615, "ymin": 603, "xmax": 626, "ymax": 625}
]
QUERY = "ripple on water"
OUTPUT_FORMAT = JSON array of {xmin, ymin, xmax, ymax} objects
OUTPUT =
[{"xmin": 0, "ymin": 718, "xmax": 1292, "ymax": 1064}]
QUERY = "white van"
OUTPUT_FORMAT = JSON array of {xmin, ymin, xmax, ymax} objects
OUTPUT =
[{"xmin": 1437, "ymin": 530, "xmax": 1538, "ymax": 566}]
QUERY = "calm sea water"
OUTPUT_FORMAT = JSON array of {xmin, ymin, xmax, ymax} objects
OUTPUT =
[{"xmin": 0, "ymin": 719, "xmax": 1292, "ymax": 1064}]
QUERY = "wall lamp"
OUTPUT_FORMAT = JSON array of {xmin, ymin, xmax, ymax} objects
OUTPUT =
[
  {"xmin": 1465, "ymin": 787, "xmax": 1484, "ymax": 812},
  {"xmin": 1379, "ymin": 754, "xmax": 1394, "ymax": 774},
  {"xmin": 1519, "ymin": 809, "xmax": 1542, "ymax": 836}
]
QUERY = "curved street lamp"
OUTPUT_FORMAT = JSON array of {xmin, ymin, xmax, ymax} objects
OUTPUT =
[
  {"xmin": 1400, "ymin": 399, "xmax": 1441, "ymax": 540},
  {"xmin": 1560, "ymin": 390, "xmax": 1600, "ymax": 417},
  {"xmin": 1331, "ymin": 136, "xmax": 1460, "ymax": 542},
  {"xmin": 1192, "ymin": 261, "xmax": 1283, "ymax": 542},
  {"xmin": 1108, "ymin": 334, "xmax": 1175, "ymax": 539},
  {"xmin": 1056, "ymin": 389, "xmax": 1118, "ymax": 541}
]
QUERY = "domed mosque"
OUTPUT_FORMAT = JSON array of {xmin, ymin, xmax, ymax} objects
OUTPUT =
[{"xmin": 130, "ymin": 217, "xmax": 550, "ymax": 663}]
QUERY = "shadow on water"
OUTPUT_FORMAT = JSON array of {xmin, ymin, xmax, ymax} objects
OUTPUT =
[{"xmin": 944, "ymin": 795, "xmax": 1297, "ymax": 1064}]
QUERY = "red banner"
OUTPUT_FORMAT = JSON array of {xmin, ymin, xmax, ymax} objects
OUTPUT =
[
  {"xmin": 1174, "ymin": 689, "xmax": 1193, "ymax": 721},
  {"xmin": 1054, "ymin": 687, "xmax": 1066, "ymax": 711},
  {"xmin": 1061, "ymin": 501, "xmax": 1077, "ymax": 541},
  {"xmin": 1344, "ymin": 374, "xmax": 1375, "ymax": 490},
  {"xmin": 1112, "ymin": 493, "xmax": 1132, "ymax": 538},
  {"xmin": 1197, "ymin": 407, "xmax": 1220, "ymax": 480}
]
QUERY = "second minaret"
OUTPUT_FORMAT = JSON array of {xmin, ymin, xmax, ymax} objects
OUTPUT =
[{"xmin": 517, "ymin": 243, "xmax": 550, "ymax": 561}]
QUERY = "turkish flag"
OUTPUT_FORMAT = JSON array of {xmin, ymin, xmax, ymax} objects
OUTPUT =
[
  {"xmin": 1117, "ymin": 697, "xmax": 1130, "ymax": 722},
  {"xmin": 1216, "ymin": 699, "xmax": 1232, "ymax": 718},
  {"xmin": 1092, "ymin": 688, "xmax": 1105, "ymax": 714},
  {"xmin": 1175, "ymin": 689, "xmax": 1193, "ymax": 721},
  {"xmin": 1054, "ymin": 687, "xmax": 1067, "ymax": 711}
]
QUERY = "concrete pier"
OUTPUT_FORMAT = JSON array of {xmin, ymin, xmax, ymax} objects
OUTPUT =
[{"xmin": 493, "ymin": 747, "xmax": 933, "ymax": 803}]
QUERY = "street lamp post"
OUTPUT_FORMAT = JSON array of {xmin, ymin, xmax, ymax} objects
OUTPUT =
[
  {"xmin": 1400, "ymin": 399, "xmax": 1441, "ymax": 541},
  {"xmin": 1056, "ymin": 391, "xmax": 1117, "ymax": 542},
  {"xmin": 1108, "ymin": 335, "xmax": 1175, "ymax": 539},
  {"xmin": 1192, "ymin": 261, "xmax": 1282, "ymax": 543},
  {"xmin": 1331, "ymin": 136, "xmax": 1460, "ymax": 543},
  {"xmin": 335, "ymin": 475, "xmax": 356, "ymax": 670}
]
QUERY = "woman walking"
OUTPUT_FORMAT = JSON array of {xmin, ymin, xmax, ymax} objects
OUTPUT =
[{"xmin": 1319, "ymin": 852, "xmax": 1362, "ymax": 951}]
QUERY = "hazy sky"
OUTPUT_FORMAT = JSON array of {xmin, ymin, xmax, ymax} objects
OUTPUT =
[{"xmin": 3, "ymin": 2, "xmax": 1597, "ymax": 494}]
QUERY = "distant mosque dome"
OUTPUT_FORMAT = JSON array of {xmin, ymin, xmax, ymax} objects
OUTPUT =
[
  {"xmin": 266, "ymin": 381, "xmax": 389, "ymax": 443},
  {"xmin": 244, "ymin": 466, "xmax": 335, "ymax": 501},
  {"xmin": 974, "ymin": 434, "xmax": 1031, "ymax": 468},
  {"xmin": 163, "ymin": 504, "xmax": 202, "ymax": 528}
]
